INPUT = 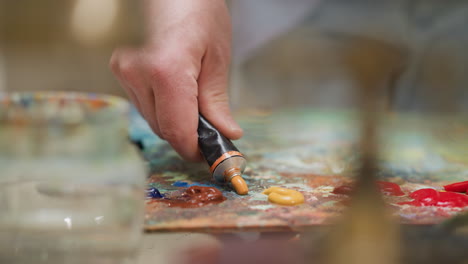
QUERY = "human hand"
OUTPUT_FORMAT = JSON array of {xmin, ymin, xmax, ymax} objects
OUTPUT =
[{"xmin": 110, "ymin": 0, "xmax": 242, "ymax": 161}]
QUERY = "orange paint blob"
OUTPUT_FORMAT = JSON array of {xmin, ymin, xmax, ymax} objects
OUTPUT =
[{"xmin": 263, "ymin": 187, "xmax": 304, "ymax": 206}]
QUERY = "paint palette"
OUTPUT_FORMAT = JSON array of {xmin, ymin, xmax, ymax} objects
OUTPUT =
[{"xmin": 130, "ymin": 108, "xmax": 468, "ymax": 232}]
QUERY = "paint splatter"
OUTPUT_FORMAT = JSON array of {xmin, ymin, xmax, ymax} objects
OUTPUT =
[
  {"xmin": 376, "ymin": 181, "xmax": 405, "ymax": 196},
  {"xmin": 154, "ymin": 186, "xmax": 226, "ymax": 208},
  {"xmin": 146, "ymin": 188, "xmax": 164, "ymax": 199},
  {"xmin": 332, "ymin": 181, "xmax": 405, "ymax": 196},
  {"xmin": 444, "ymin": 180, "xmax": 468, "ymax": 193},
  {"xmin": 173, "ymin": 181, "xmax": 190, "ymax": 187},
  {"xmin": 172, "ymin": 181, "xmax": 216, "ymax": 188},
  {"xmin": 399, "ymin": 188, "xmax": 468, "ymax": 208},
  {"xmin": 332, "ymin": 185, "xmax": 353, "ymax": 195}
]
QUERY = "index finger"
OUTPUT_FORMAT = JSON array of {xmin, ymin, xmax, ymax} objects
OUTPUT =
[{"xmin": 152, "ymin": 70, "xmax": 202, "ymax": 162}]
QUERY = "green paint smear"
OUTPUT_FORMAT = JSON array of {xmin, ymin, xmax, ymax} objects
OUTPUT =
[
  {"xmin": 320, "ymin": 201, "xmax": 337, "ymax": 207},
  {"xmin": 237, "ymin": 211, "xmax": 259, "ymax": 216},
  {"xmin": 250, "ymin": 204, "xmax": 275, "ymax": 210}
]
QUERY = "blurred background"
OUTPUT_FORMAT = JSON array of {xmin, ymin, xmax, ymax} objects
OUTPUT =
[
  {"xmin": 1, "ymin": 0, "xmax": 468, "ymax": 114},
  {"xmin": 0, "ymin": 0, "xmax": 142, "ymax": 96},
  {"xmin": 230, "ymin": 0, "xmax": 468, "ymax": 113}
]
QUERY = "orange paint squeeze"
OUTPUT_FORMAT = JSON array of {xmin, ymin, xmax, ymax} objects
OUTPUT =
[{"xmin": 262, "ymin": 187, "xmax": 305, "ymax": 206}]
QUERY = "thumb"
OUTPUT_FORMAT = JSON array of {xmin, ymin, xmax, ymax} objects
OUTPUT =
[{"xmin": 197, "ymin": 60, "xmax": 242, "ymax": 140}]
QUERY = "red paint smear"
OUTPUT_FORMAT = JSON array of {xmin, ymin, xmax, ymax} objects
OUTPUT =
[
  {"xmin": 399, "ymin": 188, "xmax": 468, "ymax": 208},
  {"xmin": 153, "ymin": 186, "xmax": 226, "ymax": 208},
  {"xmin": 376, "ymin": 181, "xmax": 405, "ymax": 196},
  {"xmin": 332, "ymin": 185, "xmax": 353, "ymax": 195},
  {"xmin": 332, "ymin": 181, "xmax": 404, "ymax": 196},
  {"xmin": 444, "ymin": 181, "xmax": 468, "ymax": 193}
]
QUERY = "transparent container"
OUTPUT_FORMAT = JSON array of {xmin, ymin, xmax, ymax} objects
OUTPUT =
[{"xmin": 0, "ymin": 92, "xmax": 146, "ymax": 264}]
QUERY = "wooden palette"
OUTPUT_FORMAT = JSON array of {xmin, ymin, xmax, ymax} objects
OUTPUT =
[{"xmin": 129, "ymin": 108, "xmax": 468, "ymax": 232}]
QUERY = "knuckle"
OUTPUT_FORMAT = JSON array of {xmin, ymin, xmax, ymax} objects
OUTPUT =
[
  {"xmin": 109, "ymin": 48, "xmax": 137, "ymax": 81},
  {"xmin": 213, "ymin": 90, "xmax": 229, "ymax": 102},
  {"xmin": 118, "ymin": 61, "xmax": 136, "ymax": 81},
  {"xmin": 211, "ymin": 97, "xmax": 229, "ymax": 110},
  {"xmin": 205, "ymin": 88, "xmax": 229, "ymax": 104},
  {"xmin": 147, "ymin": 52, "xmax": 177, "ymax": 80},
  {"xmin": 146, "ymin": 49, "xmax": 195, "ymax": 86}
]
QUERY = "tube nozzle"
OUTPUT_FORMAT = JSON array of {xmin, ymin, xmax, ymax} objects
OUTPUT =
[{"xmin": 225, "ymin": 168, "xmax": 248, "ymax": 195}]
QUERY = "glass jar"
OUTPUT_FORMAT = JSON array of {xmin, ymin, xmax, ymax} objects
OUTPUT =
[{"xmin": 0, "ymin": 92, "xmax": 146, "ymax": 264}]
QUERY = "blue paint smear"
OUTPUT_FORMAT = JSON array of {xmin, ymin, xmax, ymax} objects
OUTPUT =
[
  {"xmin": 172, "ymin": 181, "xmax": 216, "ymax": 188},
  {"xmin": 146, "ymin": 188, "xmax": 164, "ymax": 199},
  {"xmin": 128, "ymin": 106, "xmax": 162, "ymax": 149},
  {"xmin": 173, "ymin": 181, "xmax": 190, "ymax": 187}
]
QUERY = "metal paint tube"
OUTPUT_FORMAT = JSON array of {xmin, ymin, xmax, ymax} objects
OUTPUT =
[{"xmin": 198, "ymin": 115, "xmax": 248, "ymax": 195}]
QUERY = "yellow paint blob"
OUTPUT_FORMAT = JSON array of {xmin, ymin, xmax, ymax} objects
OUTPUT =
[{"xmin": 262, "ymin": 187, "xmax": 305, "ymax": 206}]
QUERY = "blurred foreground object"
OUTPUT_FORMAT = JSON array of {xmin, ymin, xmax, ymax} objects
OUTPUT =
[
  {"xmin": 0, "ymin": 1, "xmax": 145, "ymax": 263},
  {"xmin": 0, "ymin": 92, "xmax": 146, "ymax": 263}
]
